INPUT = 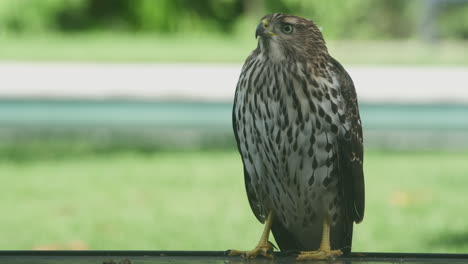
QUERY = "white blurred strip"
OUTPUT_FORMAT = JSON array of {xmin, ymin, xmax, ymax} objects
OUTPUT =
[
  {"xmin": 0, "ymin": 62, "xmax": 467, "ymax": 103},
  {"xmin": 350, "ymin": 66, "xmax": 468, "ymax": 104}
]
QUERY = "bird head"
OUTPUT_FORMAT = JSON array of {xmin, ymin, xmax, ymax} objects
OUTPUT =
[{"xmin": 255, "ymin": 13, "xmax": 328, "ymax": 62}]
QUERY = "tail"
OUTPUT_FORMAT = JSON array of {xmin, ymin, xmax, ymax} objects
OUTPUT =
[
  {"xmin": 272, "ymin": 214, "xmax": 355, "ymax": 255},
  {"xmin": 270, "ymin": 215, "xmax": 302, "ymax": 252},
  {"xmin": 331, "ymin": 217, "xmax": 354, "ymax": 255}
]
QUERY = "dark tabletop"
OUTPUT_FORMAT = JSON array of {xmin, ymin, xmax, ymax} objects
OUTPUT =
[{"xmin": 1, "ymin": 251, "xmax": 468, "ymax": 264}]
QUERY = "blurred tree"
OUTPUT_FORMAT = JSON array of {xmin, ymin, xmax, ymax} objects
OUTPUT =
[
  {"xmin": 439, "ymin": 0, "xmax": 468, "ymax": 39},
  {"xmin": 0, "ymin": 0, "xmax": 466, "ymax": 40},
  {"xmin": 243, "ymin": 0, "xmax": 265, "ymax": 18},
  {"xmin": 265, "ymin": 0, "xmax": 299, "ymax": 14},
  {"xmin": 0, "ymin": 0, "xmax": 86, "ymax": 33},
  {"xmin": 294, "ymin": 0, "xmax": 416, "ymax": 39},
  {"xmin": 69, "ymin": 0, "xmax": 245, "ymax": 33},
  {"xmin": 420, "ymin": 0, "xmax": 440, "ymax": 42}
]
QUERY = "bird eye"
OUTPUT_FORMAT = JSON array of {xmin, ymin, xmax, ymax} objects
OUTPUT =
[{"xmin": 282, "ymin": 24, "xmax": 293, "ymax": 34}]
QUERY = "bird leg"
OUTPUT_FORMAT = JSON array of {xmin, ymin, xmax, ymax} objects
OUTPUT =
[
  {"xmin": 228, "ymin": 211, "xmax": 274, "ymax": 259},
  {"xmin": 296, "ymin": 218, "xmax": 343, "ymax": 261}
]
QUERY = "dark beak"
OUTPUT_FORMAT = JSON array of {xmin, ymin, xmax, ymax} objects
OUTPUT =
[{"xmin": 255, "ymin": 22, "xmax": 265, "ymax": 39}]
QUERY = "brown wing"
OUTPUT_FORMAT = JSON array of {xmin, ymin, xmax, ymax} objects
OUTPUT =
[
  {"xmin": 233, "ymin": 102, "xmax": 265, "ymax": 224},
  {"xmin": 330, "ymin": 56, "xmax": 365, "ymax": 224},
  {"xmin": 232, "ymin": 55, "xmax": 266, "ymax": 224}
]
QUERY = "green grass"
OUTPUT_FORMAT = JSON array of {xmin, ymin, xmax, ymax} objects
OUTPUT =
[
  {"xmin": 1, "ymin": 33, "xmax": 468, "ymax": 64},
  {"xmin": 1, "ymin": 150, "xmax": 468, "ymax": 252}
]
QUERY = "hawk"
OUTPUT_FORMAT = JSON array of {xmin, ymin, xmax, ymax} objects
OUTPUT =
[{"xmin": 229, "ymin": 13, "xmax": 365, "ymax": 261}]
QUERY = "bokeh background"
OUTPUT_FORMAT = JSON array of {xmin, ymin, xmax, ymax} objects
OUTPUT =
[{"xmin": 1, "ymin": 0, "xmax": 468, "ymax": 253}]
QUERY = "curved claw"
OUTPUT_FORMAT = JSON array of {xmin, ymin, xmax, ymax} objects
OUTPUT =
[
  {"xmin": 228, "ymin": 244, "xmax": 274, "ymax": 259},
  {"xmin": 228, "ymin": 211, "xmax": 275, "ymax": 260}
]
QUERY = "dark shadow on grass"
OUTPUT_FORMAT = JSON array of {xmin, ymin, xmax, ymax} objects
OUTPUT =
[
  {"xmin": 427, "ymin": 230, "xmax": 468, "ymax": 248},
  {"xmin": 0, "ymin": 127, "xmax": 237, "ymax": 162}
]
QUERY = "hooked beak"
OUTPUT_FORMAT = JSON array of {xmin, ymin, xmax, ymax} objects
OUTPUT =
[{"xmin": 255, "ymin": 19, "xmax": 272, "ymax": 39}]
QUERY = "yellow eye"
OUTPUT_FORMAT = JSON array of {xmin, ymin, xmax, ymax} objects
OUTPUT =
[{"xmin": 282, "ymin": 24, "xmax": 293, "ymax": 34}]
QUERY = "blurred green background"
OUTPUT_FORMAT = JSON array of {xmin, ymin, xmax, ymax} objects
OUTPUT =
[
  {"xmin": 1, "ymin": 0, "xmax": 468, "ymax": 254},
  {"xmin": 0, "ymin": 0, "xmax": 468, "ymax": 63}
]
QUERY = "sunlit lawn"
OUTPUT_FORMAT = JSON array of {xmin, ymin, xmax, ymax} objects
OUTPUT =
[
  {"xmin": 1, "ymin": 34, "xmax": 468, "ymax": 65},
  {"xmin": 1, "ymin": 150, "xmax": 468, "ymax": 253}
]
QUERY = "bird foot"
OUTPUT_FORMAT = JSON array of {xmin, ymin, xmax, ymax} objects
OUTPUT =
[
  {"xmin": 228, "ymin": 243, "xmax": 274, "ymax": 259},
  {"xmin": 296, "ymin": 249, "xmax": 342, "ymax": 261}
]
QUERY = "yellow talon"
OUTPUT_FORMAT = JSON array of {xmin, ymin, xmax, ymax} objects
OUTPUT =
[
  {"xmin": 296, "ymin": 218, "xmax": 343, "ymax": 261},
  {"xmin": 228, "ymin": 243, "xmax": 274, "ymax": 259},
  {"xmin": 228, "ymin": 211, "xmax": 275, "ymax": 259}
]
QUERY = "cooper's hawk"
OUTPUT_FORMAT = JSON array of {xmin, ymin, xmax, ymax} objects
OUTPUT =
[{"xmin": 229, "ymin": 13, "xmax": 365, "ymax": 261}]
